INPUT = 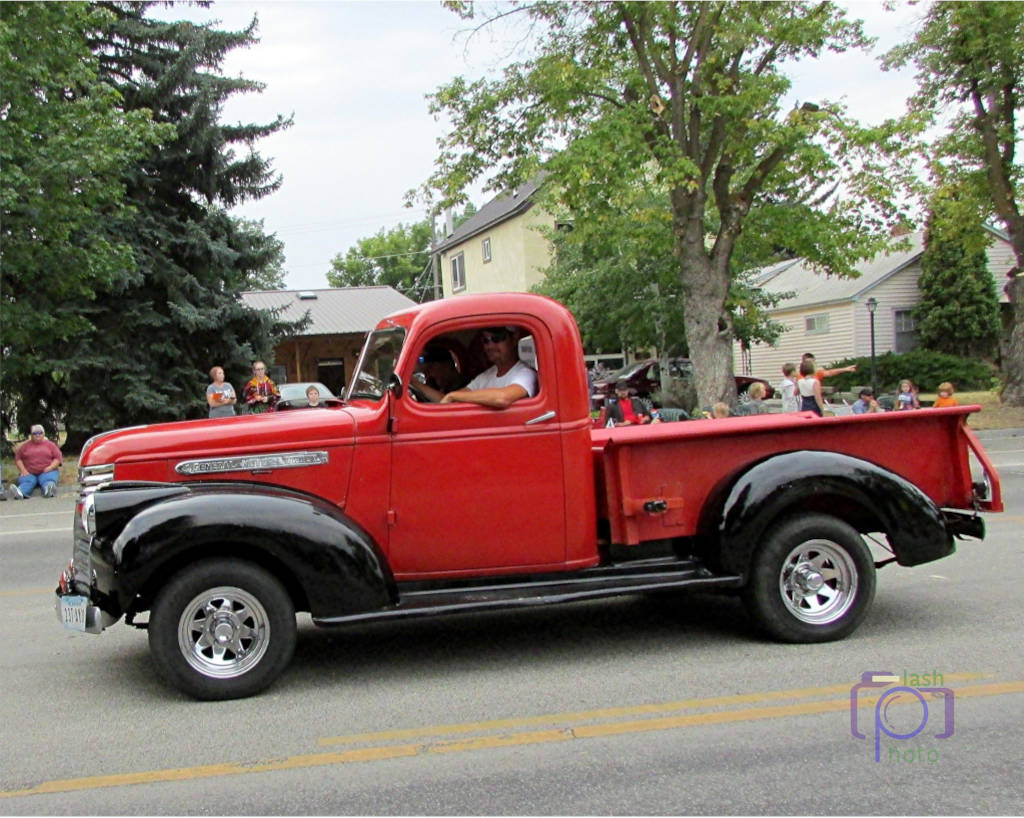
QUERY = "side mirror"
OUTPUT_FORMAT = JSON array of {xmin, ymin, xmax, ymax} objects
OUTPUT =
[{"xmin": 387, "ymin": 373, "xmax": 403, "ymax": 400}]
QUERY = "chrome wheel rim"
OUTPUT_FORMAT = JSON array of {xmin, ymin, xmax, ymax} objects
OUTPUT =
[
  {"xmin": 778, "ymin": 539, "xmax": 858, "ymax": 625},
  {"xmin": 177, "ymin": 586, "xmax": 270, "ymax": 679}
]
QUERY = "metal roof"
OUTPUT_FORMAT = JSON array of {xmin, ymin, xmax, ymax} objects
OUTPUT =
[
  {"xmin": 752, "ymin": 233, "xmax": 926, "ymax": 311},
  {"xmin": 240, "ymin": 286, "xmax": 416, "ymax": 336}
]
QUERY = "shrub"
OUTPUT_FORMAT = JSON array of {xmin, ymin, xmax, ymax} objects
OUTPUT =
[{"xmin": 823, "ymin": 350, "xmax": 994, "ymax": 393}]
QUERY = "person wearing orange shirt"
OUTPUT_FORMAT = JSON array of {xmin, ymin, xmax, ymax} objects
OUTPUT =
[
  {"xmin": 801, "ymin": 352, "xmax": 857, "ymax": 383},
  {"xmin": 932, "ymin": 382, "xmax": 959, "ymax": 408}
]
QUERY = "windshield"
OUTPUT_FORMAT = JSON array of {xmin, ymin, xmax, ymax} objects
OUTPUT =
[{"xmin": 345, "ymin": 326, "xmax": 406, "ymax": 401}]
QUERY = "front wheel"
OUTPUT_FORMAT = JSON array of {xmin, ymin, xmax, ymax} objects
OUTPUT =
[
  {"xmin": 742, "ymin": 513, "xmax": 875, "ymax": 643},
  {"xmin": 148, "ymin": 559, "xmax": 296, "ymax": 700}
]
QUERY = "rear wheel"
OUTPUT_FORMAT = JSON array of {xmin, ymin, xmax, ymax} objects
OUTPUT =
[
  {"xmin": 742, "ymin": 513, "xmax": 875, "ymax": 642},
  {"xmin": 148, "ymin": 559, "xmax": 296, "ymax": 700}
]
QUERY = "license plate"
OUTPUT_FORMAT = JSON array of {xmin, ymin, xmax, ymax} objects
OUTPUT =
[{"xmin": 59, "ymin": 595, "xmax": 89, "ymax": 632}]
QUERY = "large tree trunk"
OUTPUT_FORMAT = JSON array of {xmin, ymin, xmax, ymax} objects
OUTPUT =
[
  {"xmin": 1002, "ymin": 271, "xmax": 1024, "ymax": 406},
  {"xmin": 677, "ymin": 245, "xmax": 737, "ymax": 409}
]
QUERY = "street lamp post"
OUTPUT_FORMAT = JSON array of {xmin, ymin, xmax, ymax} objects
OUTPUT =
[{"xmin": 866, "ymin": 297, "xmax": 878, "ymax": 395}]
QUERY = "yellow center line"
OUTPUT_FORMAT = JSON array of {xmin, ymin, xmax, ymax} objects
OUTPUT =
[
  {"xmin": 3, "ymin": 677, "xmax": 1020, "ymax": 800},
  {"xmin": 0, "ymin": 587, "xmax": 53, "ymax": 599},
  {"xmin": 316, "ymin": 673, "xmax": 989, "ymax": 746}
]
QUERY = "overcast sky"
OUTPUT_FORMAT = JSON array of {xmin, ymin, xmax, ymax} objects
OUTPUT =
[{"xmin": 161, "ymin": 1, "xmax": 926, "ymax": 291}]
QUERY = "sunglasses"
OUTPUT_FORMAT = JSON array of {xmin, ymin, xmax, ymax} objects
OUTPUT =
[
  {"xmin": 482, "ymin": 333, "xmax": 509, "ymax": 344},
  {"xmin": 31, "ymin": 431, "xmax": 44, "ymax": 436}
]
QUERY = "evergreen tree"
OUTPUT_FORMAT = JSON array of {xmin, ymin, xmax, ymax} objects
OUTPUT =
[
  {"xmin": 913, "ymin": 185, "xmax": 1001, "ymax": 358},
  {"xmin": 58, "ymin": 2, "xmax": 298, "ymax": 448},
  {"xmin": 0, "ymin": 2, "xmax": 168, "ymax": 443}
]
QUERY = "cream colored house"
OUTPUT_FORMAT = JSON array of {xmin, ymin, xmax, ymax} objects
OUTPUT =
[
  {"xmin": 435, "ymin": 180, "xmax": 557, "ymax": 297},
  {"xmin": 734, "ymin": 227, "xmax": 1015, "ymax": 385}
]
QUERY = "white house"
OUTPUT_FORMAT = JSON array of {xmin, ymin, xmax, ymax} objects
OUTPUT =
[{"xmin": 734, "ymin": 228, "xmax": 1015, "ymax": 385}]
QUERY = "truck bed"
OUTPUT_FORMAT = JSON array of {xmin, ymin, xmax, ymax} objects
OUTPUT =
[{"xmin": 591, "ymin": 407, "xmax": 1000, "ymax": 546}]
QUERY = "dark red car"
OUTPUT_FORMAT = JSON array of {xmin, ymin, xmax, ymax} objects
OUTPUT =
[{"xmin": 591, "ymin": 357, "xmax": 773, "ymax": 409}]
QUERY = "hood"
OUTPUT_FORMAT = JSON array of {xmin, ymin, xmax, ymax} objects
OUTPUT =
[{"xmin": 81, "ymin": 406, "xmax": 361, "ymax": 468}]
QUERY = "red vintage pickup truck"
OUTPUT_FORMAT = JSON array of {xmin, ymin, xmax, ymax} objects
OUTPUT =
[{"xmin": 55, "ymin": 293, "xmax": 1003, "ymax": 700}]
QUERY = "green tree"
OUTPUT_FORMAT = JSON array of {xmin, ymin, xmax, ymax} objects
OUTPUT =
[
  {"xmin": 53, "ymin": 2, "xmax": 300, "ymax": 447},
  {"xmin": 416, "ymin": 1, "xmax": 912, "ymax": 406},
  {"xmin": 887, "ymin": 1, "xmax": 1024, "ymax": 404},
  {"xmin": 913, "ymin": 184, "xmax": 1001, "ymax": 358},
  {"xmin": 327, "ymin": 220, "xmax": 435, "ymax": 301},
  {"xmin": 0, "ymin": 2, "xmax": 168, "ymax": 441}
]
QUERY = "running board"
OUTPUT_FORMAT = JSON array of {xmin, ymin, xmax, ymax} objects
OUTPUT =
[{"xmin": 313, "ymin": 559, "xmax": 743, "ymax": 627}]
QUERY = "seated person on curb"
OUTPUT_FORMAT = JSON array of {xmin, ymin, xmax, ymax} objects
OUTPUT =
[
  {"xmin": 852, "ymin": 387, "xmax": 882, "ymax": 414},
  {"xmin": 606, "ymin": 381, "xmax": 651, "ymax": 426},
  {"xmin": 415, "ymin": 327, "xmax": 537, "ymax": 409},
  {"xmin": 9, "ymin": 424, "xmax": 62, "ymax": 499}
]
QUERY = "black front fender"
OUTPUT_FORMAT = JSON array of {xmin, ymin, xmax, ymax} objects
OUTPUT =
[
  {"xmin": 92, "ymin": 482, "xmax": 395, "ymax": 619},
  {"xmin": 716, "ymin": 451, "xmax": 953, "ymax": 576}
]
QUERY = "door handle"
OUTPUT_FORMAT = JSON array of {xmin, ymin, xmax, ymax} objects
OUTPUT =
[{"xmin": 525, "ymin": 410, "xmax": 556, "ymax": 425}]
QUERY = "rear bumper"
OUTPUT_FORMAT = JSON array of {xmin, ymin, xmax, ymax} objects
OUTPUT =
[{"xmin": 942, "ymin": 509, "xmax": 985, "ymax": 541}]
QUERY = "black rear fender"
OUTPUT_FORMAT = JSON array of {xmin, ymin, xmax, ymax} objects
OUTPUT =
[
  {"xmin": 93, "ymin": 482, "xmax": 395, "ymax": 619},
  {"xmin": 710, "ymin": 451, "xmax": 953, "ymax": 577}
]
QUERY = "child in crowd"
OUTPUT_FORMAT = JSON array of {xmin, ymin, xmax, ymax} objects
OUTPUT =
[
  {"xmin": 896, "ymin": 379, "xmax": 920, "ymax": 411},
  {"xmin": 779, "ymin": 363, "xmax": 799, "ymax": 413},
  {"xmin": 711, "ymin": 402, "xmax": 731, "ymax": 419},
  {"xmin": 746, "ymin": 381, "xmax": 768, "ymax": 414},
  {"xmin": 797, "ymin": 360, "xmax": 825, "ymax": 416},
  {"xmin": 932, "ymin": 382, "xmax": 958, "ymax": 408}
]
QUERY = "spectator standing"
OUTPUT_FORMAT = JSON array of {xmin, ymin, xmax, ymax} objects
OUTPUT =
[
  {"xmin": 9, "ymin": 425, "xmax": 62, "ymax": 499},
  {"xmin": 932, "ymin": 382, "xmax": 959, "ymax": 408},
  {"xmin": 797, "ymin": 360, "xmax": 825, "ymax": 416},
  {"xmin": 243, "ymin": 361, "xmax": 280, "ymax": 413},
  {"xmin": 896, "ymin": 379, "xmax": 920, "ymax": 411},
  {"xmin": 779, "ymin": 363, "xmax": 799, "ymax": 413},
  {"xmin": 852, "ymin": 387, "xmax": 883, "ymax": 414},
  {"xmin": 206, "ymin": 366, "xmax": 237, "ymax": 418},
  {"xmin": 802, "ymin": 352, "xmax": 857, "ymax": 383},
  {"xmin": 305, "ymin": 385, "xmax": 322, "ymax": 407}
]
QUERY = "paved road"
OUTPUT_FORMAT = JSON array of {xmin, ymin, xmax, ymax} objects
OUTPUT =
[{"xmin": 1, "ymin": 431, "xmax": 1022, "ymax": 814}]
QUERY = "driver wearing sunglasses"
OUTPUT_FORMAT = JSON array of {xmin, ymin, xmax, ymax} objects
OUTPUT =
[{"xmin": 417, "ymin": 326, "xmax": 537, "ymax": 409}]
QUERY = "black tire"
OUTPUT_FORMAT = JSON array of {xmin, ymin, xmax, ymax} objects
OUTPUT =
[
  {"xmin": 742, "ymin": 513, "xmax": 876, "ymax": 643},
  {"xmin": 148, "ymin": 559, "xmax": 296, "ymax": 700}
]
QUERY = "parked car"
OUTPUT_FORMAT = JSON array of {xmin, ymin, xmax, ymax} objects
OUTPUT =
[
  {"xmin": 273, "ymin": 381, "xmax": 337, "ymax": 410},
  {"xmin": 591, "ymin": 358, "xmax": 774, "ymax": 409}
]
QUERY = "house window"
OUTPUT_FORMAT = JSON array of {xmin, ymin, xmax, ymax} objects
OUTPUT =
[
  {"xmin": 451, "ymin": 253, "xmax": 465, "ymax": 292},
  {"xmin": 894, "ymin": 309, "xmax": 917, "ymax": 353},
  {"xmin": 481, "ymin": 237, "xmax": 492, "ymax": 263},
  {"xmin": 805, "ymin": 313, "xmax": 830, "ymax": 334}
]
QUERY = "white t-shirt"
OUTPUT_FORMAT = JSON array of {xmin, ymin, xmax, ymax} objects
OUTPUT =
[
  {"xmin": 779, "ymin": 377, "xmax": 798, "ymax": 413},
  {"xmin": 465, "ymin": 360, "xmax": 538, "ymax": 397}
]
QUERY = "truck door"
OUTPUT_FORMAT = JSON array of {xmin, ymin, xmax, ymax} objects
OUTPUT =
[{"xmin": 387, "ymin": 322, "xmax": 567, "ymax": 576}]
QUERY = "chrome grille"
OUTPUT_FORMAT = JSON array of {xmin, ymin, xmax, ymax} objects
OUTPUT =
[{"xmin": 78, "ymin": 463, "xmax": 114, "ymax": 496}]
